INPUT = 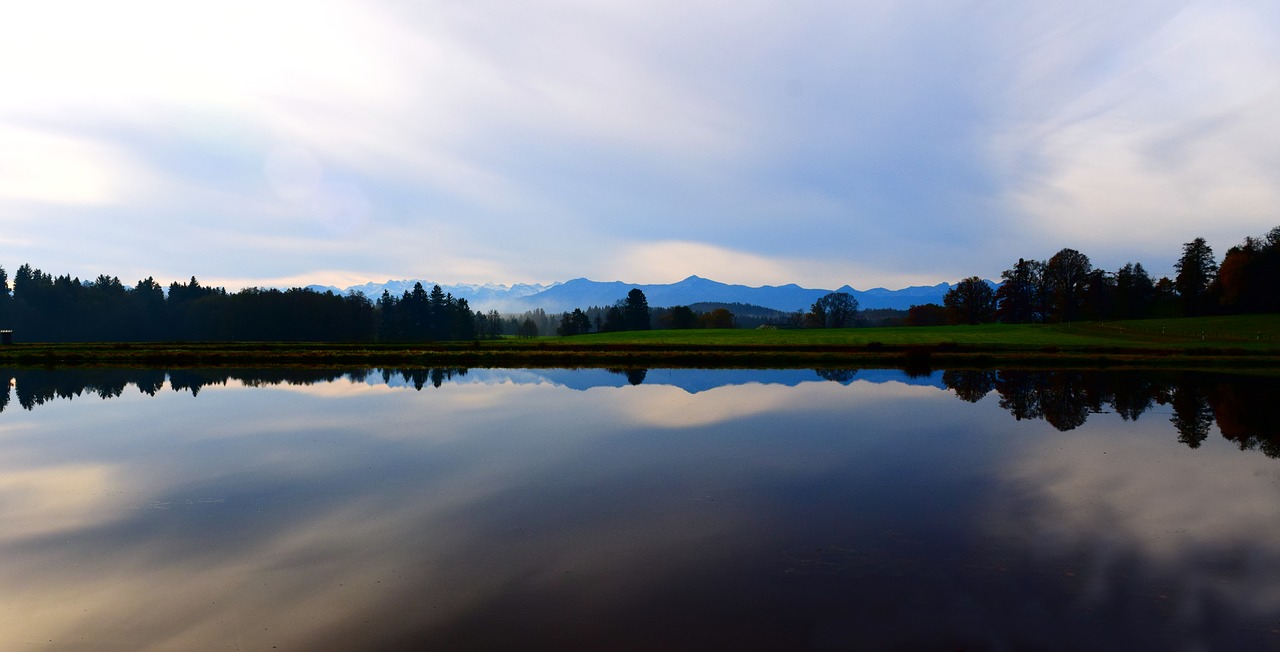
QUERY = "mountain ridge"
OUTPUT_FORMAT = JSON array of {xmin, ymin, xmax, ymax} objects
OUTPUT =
[{"xmin": 307, "ymin": 275, "xmax": 983, "ymax": 313}]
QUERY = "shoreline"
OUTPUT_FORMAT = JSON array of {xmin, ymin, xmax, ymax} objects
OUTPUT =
[{"xmin": 2, "ymin": 341, "xmax": 1279, "ymax": 371}]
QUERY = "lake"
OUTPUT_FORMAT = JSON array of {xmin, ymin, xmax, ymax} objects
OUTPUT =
[{"xmin": 1, "ymin": 367, "xmax": 1278, "ymax": 650}]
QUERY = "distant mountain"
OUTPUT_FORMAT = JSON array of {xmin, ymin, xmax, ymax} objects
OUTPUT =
[
  {"xmin": 312, "ymin": 275, "xmax": 985, "ymax": 313},
  {"xmin": 309, "ymin": 280, "xmax": 560, "ymax": 309},
  {"xmin": 500, "ymin": 276, "xmax": 959, "ymax": 313}
]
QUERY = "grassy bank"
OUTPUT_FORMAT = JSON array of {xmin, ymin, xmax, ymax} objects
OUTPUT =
[{"xmin": 2, "ymin": 315, "xmax": 1279, "ymax": 370}]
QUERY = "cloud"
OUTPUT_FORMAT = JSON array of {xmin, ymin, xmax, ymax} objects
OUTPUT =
[
  {"xmin": 0, "ymin": 126, "xmax": 152, "ymax": 206},
  {"xmin": 996, "ymin": 2, "xmax": 1280, "ymax": 269},
  {"xmin": 2, "ymin": 0, "xmax": 1279, "ymax": 286},
  {"xmin": 604, "ymin": 239, "xmax": 950, "ymax": 288},
  {"xmin": 609, "ymin": 241, "xmax": 795, "ymax": 285}
]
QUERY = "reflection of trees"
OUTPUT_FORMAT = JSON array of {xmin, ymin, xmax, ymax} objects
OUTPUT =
[
  {"xmin": 0, "ymin": 367, "xmax": 470, "ymax": 411},
  {"xmin": 986, "ymin": 370, "xmax": 1158, "ymax": 432},
  {"xmin": 1110, "ymin": 374, "xmax": 1159, "ymax": 421},
  {"xmin": 1170, "ymin": 384, "xmax": 1214, "ymax": 449},
  {"xmin": 607, "ymin": 368, "xmax": 648, "ymax": 386},
  {"xmin": 815, "ymin": 369, "xmax": 858, "ymax": 384},
  {"xmin": 1034, "ymin": 372, "xmax": 1092, "ymax": 432},
  {"xmin": 945, "ymin": 370, "xmax": 1279, "ymax": 457},
  {"xmin": 940, "ymin": 370, "xmax": 995, "ymax": 403},
  {"xmin": 901, "ymin": 351, "xmax": 933, "ymax": 378},
  {"xmin": 11, "ymin": 368, "xmax": 167, "ymax": 409},
  {"xmin": 378, "ymin": 367, "xmax": 468, "ymax": 390},
  {"xmin": 993, "ymin": 371, "xmax": 1042, "ymax": 421},
  {"xmin": 1204, "ymin": 377, "xmax": 1280, "ymax": 457},
  {"xmin": 963, "ymin": 370, "xmax": 1164, "ymax": 432}
]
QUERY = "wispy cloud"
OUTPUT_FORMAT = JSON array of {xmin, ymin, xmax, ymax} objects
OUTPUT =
[
  {"xmin": 995, "ymin": 2, "xmax": 1280, "ymax": 271},
  {"xmin": 1, "ymin": 0, "xmax": 1277, "ymax": 286}
]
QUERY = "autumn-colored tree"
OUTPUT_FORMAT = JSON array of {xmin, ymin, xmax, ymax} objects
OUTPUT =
[{"xmin": 699, "ymin": 308, "xmax": 736, "ymax": 329}]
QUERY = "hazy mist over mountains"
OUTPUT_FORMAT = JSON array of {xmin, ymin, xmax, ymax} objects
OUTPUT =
[{"xmin": 307, "ymin": 276, "xmax": 960, "ymax": 313}]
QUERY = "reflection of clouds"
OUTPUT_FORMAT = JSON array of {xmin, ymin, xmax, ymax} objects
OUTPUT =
[
  {"xmin": 0, "ymin": 464, "xmax": 120, "ymax": 540},
  {"xmin": 0, "ymin": 380, "xmax": 765, "ymax": 650},
  {"xmin": 243, "ymin": 378, "xmax": 403, "ymax": 398},
  {"xmin": 612, "ymin": 383, "xmax": 799, "ymax": 428},
  {"xmin": 618, "ymin": 379, "xmax": 938, "ymax": 429},
  {"xmin": 0, "ymin": 471, "xmax": 750, "ymax": 651},
  {"xmin": 986, "ymin": 417, "xmax": 1280, "ymax": 624},
  {"xmin": 10, "ymin": 374, "xmax": 1277, "ymax": 648},
  {"xmin": 1, "ymin": 498, "xmax": 435, "ymax": 650}
]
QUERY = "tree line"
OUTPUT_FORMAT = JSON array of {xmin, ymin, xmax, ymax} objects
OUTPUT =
[
  {"xmin": 924, "ymin": 225, "xmax": 1280, "ymax": 325},
  {"xmin": 0, "ymin": 267, "xmax": 868, "ymax": 341},
  {"xmin": 12, "ymin": 224, "xmax": 1270, "ymax": 343},
  {"xmin": 0, "ymin": 265, "xmax": 482, "ymax": 342},
  {"xmin": 551, "ymin": 288, "xmax": 862, "ymax": 336}
]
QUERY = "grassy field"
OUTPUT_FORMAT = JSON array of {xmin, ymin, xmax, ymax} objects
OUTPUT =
[
  {"xmin": 566, "ymin": 314, "xmax": 1280, "ymax": 349},
  {"xmin": 1, "ymin": 315, "xmax": 1278, "ymax": 369}
]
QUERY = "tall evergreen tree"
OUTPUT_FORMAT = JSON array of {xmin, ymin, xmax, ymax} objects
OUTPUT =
[
  {"xmin": 1081, "ymin": 269, "xmax": 1116, "ymax": 321},
  {"xmin": 622, "ymin": 288, "xmax": 650, "ymax": 331},
  {"xmin": 0, "ymin": 265, "xmax": 10, "ymax": 327},
  {"xmin": 556, "ymin": 308, "xmax": 592, "ymax": 336},
  {"xmin": 1114, "ymin": 263, "xmax": 1154, "ymax": 319},
  {"xmin": 1175, "ymin": 237, "xmax": 1218, "ymax": 316}
]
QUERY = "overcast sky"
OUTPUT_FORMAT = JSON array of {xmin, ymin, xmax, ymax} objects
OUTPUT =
[{"xmin": 2, "ymin": 0, "xmax": 1279, "ymax": 291}]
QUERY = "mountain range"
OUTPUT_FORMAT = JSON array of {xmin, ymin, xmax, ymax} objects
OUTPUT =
[{"xmin": 307, "ymin": 275, "xmax": 967, "ymax": 313}]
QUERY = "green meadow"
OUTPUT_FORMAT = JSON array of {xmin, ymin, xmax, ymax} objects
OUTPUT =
[
  {"xmin": 566, "ymin": 314, "xmax": 1280, "ymax": 350},
  {"xmin": 1, "ymin": 314, "xmax": 1278, "ymax": 370}
]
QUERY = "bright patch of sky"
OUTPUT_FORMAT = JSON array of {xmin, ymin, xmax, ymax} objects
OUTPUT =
[{"xmin": 2, "ymin": 0, "xmax": 1278, "ymax": 290}]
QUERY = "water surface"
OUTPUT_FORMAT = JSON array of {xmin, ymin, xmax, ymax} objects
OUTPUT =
[{"xmin": 1, "ymin": 368, "xmax": 1277, "ymax": 650}]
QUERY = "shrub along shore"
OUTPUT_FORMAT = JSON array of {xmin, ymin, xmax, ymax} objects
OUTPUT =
[{"xmin": 2, "ymin": 316, "xmax": 1279, "ymax": 371}]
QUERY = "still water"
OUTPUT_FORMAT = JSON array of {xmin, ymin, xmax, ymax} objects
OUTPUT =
[{"xmin": 0, "ymin": 367, "xmax": 1278, "ymax": 650}]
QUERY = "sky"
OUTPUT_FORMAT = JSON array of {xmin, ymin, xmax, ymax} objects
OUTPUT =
[{"xmin": 2, "ymin": 0, "xmax": 1279, "ymax": 291}]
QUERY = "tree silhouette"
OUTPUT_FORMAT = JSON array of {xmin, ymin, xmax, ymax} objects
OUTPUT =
[
  {"xmin": 518, "ymin": 318, "xmax": 539, "ymax": 338},
  {"xmin": 1175, "ymin": 237, "xmax": 1217, "ymax": 316},
  {"xmin": 1043, "ymin": 248, "xmax": 1091, "ymax": 322},
  {"xmin": 0, "ymin": 266, "xmax": 10, "ymax": 328},
  {"xmin": 665, "ymin": 306, "xmax": 697, "ymax": 329},
  {"xmin": 941, "ymin": 370, "xmax": 996, "ymax": 402},
  {"xmin": 622, "ymin": 288, "xmax": 651, "ymax": 331},
  {"xmin": 906, "ymin": 303, "xmax": 948, "ymax": 326},
  {"xmin": 807, "ymin": 292, "xmax": 858, "ymax": 328},
  {"xmin": 1081, "ymin": 269, "xmax": 1116, "ymax": 321},
  {"xmin": 700, "ymin": 308, "xmax": 735, "ymax": 329},
  {"xmin": 943, "ymin": 277, "xmax": 996, "ymax": 324},
  {"xmin": 1114, "ymin": 263, "xmax": 1154, "ymax": 319},
  {"xmin": 1171, "ymin": 383, "xmax": 1214, "ymax": 449},
  {"xmin": 995, "ymin": 258, "xmax": 1043, "ymax": 323},
  {"xmin": 556, "ymin": 308, "xmax": 592, "ymax": 336}
]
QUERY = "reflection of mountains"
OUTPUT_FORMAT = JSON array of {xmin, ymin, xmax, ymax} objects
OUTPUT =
[
  {"xmin": 526, "ymin": 368, "xmax": 946, "ymax": 392},
  {"xmin": 0, "ymin": 368, "xmax": 939, "ymax": 410},
  {"xmin": 940, "ymin": 370, "xmax": 1280, "ymax": 457},
  {"xmin": 2, "ymin": 367, "xmax": 1276, "ymax": 458}
]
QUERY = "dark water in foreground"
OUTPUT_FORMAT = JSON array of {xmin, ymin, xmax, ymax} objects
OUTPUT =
[{"xmin": 1, "ymin": 368, "xmax": 1278, "ymax": 651}]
